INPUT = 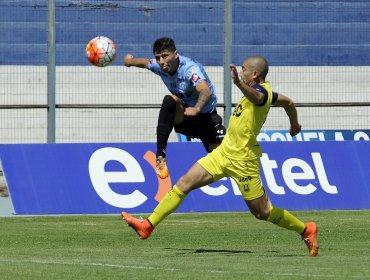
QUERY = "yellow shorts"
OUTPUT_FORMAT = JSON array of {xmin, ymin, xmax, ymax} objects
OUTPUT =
[{"xmin": 198, "ymin": 148, "xmax": 264, "ymax": 201}]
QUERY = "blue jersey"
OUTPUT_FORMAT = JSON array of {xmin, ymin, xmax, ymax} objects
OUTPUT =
[{"xmin": 148, "ymin": 55, "xmax": 217, "ymax": 113}]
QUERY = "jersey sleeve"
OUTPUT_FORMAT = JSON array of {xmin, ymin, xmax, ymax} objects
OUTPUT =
[
  {"xmin": 147, "ymin": 58, "xmax": 161, "ymax": 75},
  {"xmin": 252, "ymin": 84, "xmax": 269, "ymax": 106},
  {"xmin": 272, "ymin": 91, "xmax": 278, "ymax": 103},
  {"xmin": 186, "ymin": 66, "xmax": 206, "ymax": 87}
]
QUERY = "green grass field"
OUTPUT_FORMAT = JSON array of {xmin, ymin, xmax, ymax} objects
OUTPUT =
[{"xmin": 1, "ymin": 210, "xmax": 370, "ymax": 280}]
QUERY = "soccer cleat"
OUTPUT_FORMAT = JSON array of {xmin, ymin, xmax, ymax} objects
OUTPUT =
[
  {"xmin": 155, "ymin": 156, "xmax": 169, "ymax": 179},
  {"xmin": 121, "ymin": 212, "xmax": 153, "ymax": 240},
  {"xmin": 301, "ymin": 222, "xmax": 319, "ymax": 257}
]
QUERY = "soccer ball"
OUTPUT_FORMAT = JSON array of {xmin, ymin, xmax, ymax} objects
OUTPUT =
[{"xmin": 85, "ymin": 36, "xmax": 117, "ymax": 67}]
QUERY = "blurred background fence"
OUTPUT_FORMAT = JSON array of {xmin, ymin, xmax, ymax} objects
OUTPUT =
[{"xmin": 1, "ymin": 0, "xmax": 370, "ymax": 144}]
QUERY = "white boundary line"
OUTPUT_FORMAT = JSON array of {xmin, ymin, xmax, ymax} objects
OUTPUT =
[{"xmin": 0, "ymin": 258, "xmax": 363, "ymax": 278}]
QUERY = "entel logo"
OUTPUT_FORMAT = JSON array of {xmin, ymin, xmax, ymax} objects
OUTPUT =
[
  {"xmin": 89, "ymin": 147, "xmax": 171, "ymax": 208},
  {"xmin": 88, "ymin": 148, "xmax": 338, "ymax": 209}
]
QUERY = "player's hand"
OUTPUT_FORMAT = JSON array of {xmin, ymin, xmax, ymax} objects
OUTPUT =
[
  {"xmin": 184, "ymin": 107, "xmax": 200, "ymax": 117},
  {"xmin": 230, "ymin": 64, "xmax": 241, "ymax": 85},
  {"xmin": 124, "ymin": 54, "xmax": 134, "ymax": 67},
  {"xmin": 290, "ymin": 123, "xmax": 302, "ymax": 136}
]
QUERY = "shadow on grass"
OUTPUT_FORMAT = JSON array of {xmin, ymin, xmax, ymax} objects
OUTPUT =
[{"xmin": 165, "ymin": 247, "xmax": 254, "ymax": 254}]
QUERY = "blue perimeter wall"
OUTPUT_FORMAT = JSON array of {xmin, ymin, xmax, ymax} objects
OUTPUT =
[
  {"xmin": 1, "ymin": 0, "xmax": 370, "ymax": 66},
  {"xmin": 1, "ymin": 141, "xmax": 370, "ymax": 215}
]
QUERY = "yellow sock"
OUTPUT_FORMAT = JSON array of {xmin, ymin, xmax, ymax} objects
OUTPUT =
[
  {"xmin": 148, "ymin": 185, "xmax": 186, "ymax": 227},
  {"xmin": 267, "ymin": 205, "xmax": 306, "ymax": 234}
]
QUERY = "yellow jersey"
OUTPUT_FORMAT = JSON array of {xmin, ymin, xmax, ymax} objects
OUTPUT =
[{"xmin": 220, "ymin": 82, "xmax": 273, "ymax": 160}]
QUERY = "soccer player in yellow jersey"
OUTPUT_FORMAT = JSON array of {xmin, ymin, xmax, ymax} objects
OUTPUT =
[{"xmin": 122, "ymin": 55, "xmax": 319, "ymax": 257}]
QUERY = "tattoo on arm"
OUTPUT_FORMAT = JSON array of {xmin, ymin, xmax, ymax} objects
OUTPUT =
[{"xmin": 195, "ymin": 88, "xmax": 211, "ymax": 110}]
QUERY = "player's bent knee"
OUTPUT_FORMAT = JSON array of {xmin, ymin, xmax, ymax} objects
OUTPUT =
[
  {"xmin": 253, "ymin": 212, "xmax": 269, "ymax": 221},
  {"xmin": 250, "ymin": 207, "xmax": 270, "ymax": 221},
  {"xmin": 162, "ymin": 95, "xmax": 177, "ymax": 109}
]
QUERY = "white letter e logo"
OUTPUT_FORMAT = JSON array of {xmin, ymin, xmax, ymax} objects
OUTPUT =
[{"xmin": 89, "ymin": 147, "xmax": 147, "ymax": 208}]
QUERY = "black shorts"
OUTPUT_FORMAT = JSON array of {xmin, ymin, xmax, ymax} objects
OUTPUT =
[{"xmin": 174, "ymin": 110, "xmax": 225, "ymax": 146}]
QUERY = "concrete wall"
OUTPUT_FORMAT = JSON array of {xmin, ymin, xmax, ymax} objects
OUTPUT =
[{"xmin": 1, "ymin": 65, "xmax": 370, "ymax": 143}]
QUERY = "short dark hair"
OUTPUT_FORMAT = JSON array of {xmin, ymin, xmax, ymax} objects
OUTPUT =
[{"xmin": 153, "ymin": 37, "xmax": 177, "ymax": 53}]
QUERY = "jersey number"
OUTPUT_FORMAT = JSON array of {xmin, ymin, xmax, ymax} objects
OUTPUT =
[{"xmin": 233, "ymin": 104, "xmax": 243, "ymax": 117}]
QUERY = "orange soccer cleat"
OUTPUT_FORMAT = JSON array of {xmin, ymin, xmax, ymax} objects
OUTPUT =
[
  {"xmin": 301, "ymin": 222, "xmax": 319, "ymax": 257},
  {"xmin": 121, "ymin": 212, "xmax": 154, "ymax": 240},
  {"xmin": 155, "ymin": 156, "xmax": 169, "ymax": 179}
]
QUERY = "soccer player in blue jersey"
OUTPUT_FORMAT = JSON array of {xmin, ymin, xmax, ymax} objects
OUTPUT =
[
  {"xmin": 122, "ymin": 55, "xmax": 319, "ymax": 257},
  {"xmin": 124, "ymin": 37, "xmax": 225, "ymax": 179}
]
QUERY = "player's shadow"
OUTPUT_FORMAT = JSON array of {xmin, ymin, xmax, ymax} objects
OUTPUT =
[{"xmin": 165, "ymin": 247, "xmax": 254, "ymax": 255}]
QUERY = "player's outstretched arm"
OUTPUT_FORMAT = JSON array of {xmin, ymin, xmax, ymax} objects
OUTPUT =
[
  {"xmin": 273, "ymin": 94, "xmax": 302, "ymax": 136},
  {"xmin": 229, "ymin": 64, "xmax": 265, "ymax": 105},
  {"xmin": 123, "ymin": 54, "xmax": 149, "ymax": 69}
]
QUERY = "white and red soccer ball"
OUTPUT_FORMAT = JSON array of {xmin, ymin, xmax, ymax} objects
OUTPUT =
[{"xmin": 85, "ymin": 36, "xmax": 117, "ymax": 67}]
